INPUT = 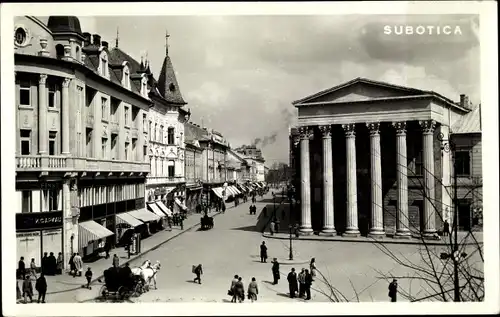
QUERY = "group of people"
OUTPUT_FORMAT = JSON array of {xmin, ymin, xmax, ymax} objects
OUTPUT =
[
  {"xmin": 229, "ymin": 275, "xmax": 259, "ymax": 303},
  {"xmin": 287, "ymin": 267, "xmax": 314, "ymax": 300},
  {"xmin": 68, "ymin": 253, "xmax": 84, "ymax": 277},
  {"xmin": 249, "ymin": 204, "xmax": 258, "ymax": 215},
  {"xmin": 18, "ymin": 273, "xmax": 47, "ymax": 304},
  {"xmin": 17, "ymin": 252, "xmax": 63, "ymax": 280}
]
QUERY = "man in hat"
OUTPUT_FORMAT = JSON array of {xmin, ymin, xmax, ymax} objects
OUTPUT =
[
  {"xmin": 287, "ymin": 268, "xmax": 298, "ymax": 298},
  {"xmin": 388, "ymin": 279, "xmax": 398, "ymax": 302},
  {"xmin": 271, "ymin": 258, "xmax": 280, "ymax": 285},
  {"xmin": 260, "ymin": 241, "xmax": 268, "ymax": 263}
]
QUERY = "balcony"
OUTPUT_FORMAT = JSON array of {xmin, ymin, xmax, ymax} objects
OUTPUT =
[
  {"xmin": 86, "ymin": 114, "xmax": 94, "ymax": 128},
  {"xmin": 131, "ymin": 127, "xmax": 138, "ymax": 138},
  {"xmin": 146, "ymin": 176, "xmax": 185, "ymax": 185},
  {"xmin": 110, "ymin": 121, "xmax": 119, "ymax": 134},
  {"xmin": 16, "ymin": 155, "xmax": 150, "ymax": 174}
]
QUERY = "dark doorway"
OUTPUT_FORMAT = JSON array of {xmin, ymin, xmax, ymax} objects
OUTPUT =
[{"xmin": 458, "ymin": 200, "xmax": 472, "ymax": 231}]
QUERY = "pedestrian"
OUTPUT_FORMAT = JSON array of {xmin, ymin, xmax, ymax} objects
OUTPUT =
[
  {"xmin": 18, "ymin": 256, "xmax": 26, "ymax": 280},
  {"xmin": 275, "ymin": 219, "xmax": 281, "ymax": 232},
  {"xmin": 85, "ymin": 267, "xmax": 93, "ymax": 289},
  {"xmin": 249, "ymin": 205, "xmax": 253, "ymax": 215},
  {"xmin": 112, "ymin": 254, "xmax": 119, "ymax": 269},
  {"xmin": 30, "ymin": 258, "xmax": 37, "ymax": 279},
  {"xmin": 22, "ymin": 275, "xmax": 33, "ymax": 303},
  {"xmin": 247, "ymin": 277, "xmax": 259, "ymax": 302},
  {"xmin": 263, "ymin": 206, "xmax": 267, "ymax": 217},
  {"xmin": 310, "ymin": 258, "xmax": 317, "ymax": 281},
  {"xmin": 48, "ymin": 252, "xmax": 57, "ymax": 276},
  {"xmin": 193, "ymin": 264, "xmax": 203, "ymax": 284},
  {"xmin": 41, "ymin": 252, "xmax": 48, "ymax": 275},
  {"xmin": 260, "ymin": 241, "xmax": 268, "ymax": 263},
  {"xmin": 287, "ymin": 268, "xmax": 298, "ymax": 298},
  {"xmin": 234, "ymin": 277, "xmax": 245, "ymax": 303},
  {"xmin": 35, "ymin": 273, "xmax": 47, "ymax": 303},
  {"xmin": 104, "ymin": 240, "xmax": 111, "ymax": 259},
  {"xmin": 180, "ymin": 217, "xmax": 184, "ymax": 230},
  {"xmin": 388, "ymin": 279, "xmax": 398, "ymax": 302},
  {"xmin": 294, "ymin": 223, "xmax": 300, "ymax": 238},
  {"xmin": 443, "ymin": 220, "xmax": 450, "ymax": 237},
  {"xmin": 270, "ymin": 220, "xmax": 275, "ymax": 236},
  {"xmin": 298, "ymin": 268, "xmax": 306, "ymax": 298},
  {"xmin": 56, "ymin": 252, "xmax": 63, "ymax": 275},
  {"xmin": 222, "ymin": 203, "xmax": 226, "ymax": 214},
  {"xmin": 271, "ymin": 258, "xmax": 280, "ymax": 285},
  {"xmin": 17, "ymin": 281, "xmax": 22, "ymax": 302},
  {"xmin": 304, "ymin": 269, "xmax": 313, "ymax": 300},
  {"xmin": 69, "ymin": 253, "xmax": 76, "ymax": 277},
  {"xmin": 229, "ymin": 274, "xmax": 239, "ymax": 303},
  {"xmin": 73, "ymin": 253, "xmax": 83, "ymax": 277}
]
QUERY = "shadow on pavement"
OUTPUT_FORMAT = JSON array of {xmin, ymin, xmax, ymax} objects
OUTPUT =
[
  {"xmin": 222, "ymin": 299, "xmax": 233, "ymax": 303},
  {"xmin": 262, "ymin": 281, "xmax": 274, "ymax": 285},
  {"xmin": 231, "ymin": 225, "xmax": 258, "ymax": 232},
  {"xmin": 277, "ymin": 292, "xmax": 291, "ymax": 298}
]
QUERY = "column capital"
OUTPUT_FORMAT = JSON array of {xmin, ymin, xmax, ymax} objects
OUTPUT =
[
  {"xmin": 62, "ymin": 77, "xmax": 72, "ymax": 88},
  {"xmin": 298, "ymin": 126, "xmax": 313, "ymax": 140},
  {"xmin": 419, "ymin": 120, "xmax": 437, "ymax": 134},
  {"xmin": 319, "ymin": 125, "xmax": 332, "ymax": 138},
  {"xmin": 39, "ymin": 74, "xmax": 48, "ymax": 85},
  {"xmin": 342, "ymin": 123, "xmax": 356, "ymax": 137},
  {"xmin": 366, "ymin": 122, "xmax": 380, "ymax": 135},
  {"xmin": 392, "ymin": 121, "xmax": 407, "ymax": 135}
]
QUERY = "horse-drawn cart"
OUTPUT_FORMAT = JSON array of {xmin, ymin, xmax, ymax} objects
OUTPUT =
[
  {"xmin": 200, "ymin": 215, "xmax": 214, "ymax": 230},
  {"xmin": 99, "ymin": 267, "xmax": 144, "ymax": 300}
]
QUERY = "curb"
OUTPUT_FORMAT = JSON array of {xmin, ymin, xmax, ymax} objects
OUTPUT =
[
  {"xmin": 262, "ymin": 233, "xmax": 483, "ymax": 246},
  {"xmin": 90, "ymin": 211, "xmax": 223, "ymax": 285}
]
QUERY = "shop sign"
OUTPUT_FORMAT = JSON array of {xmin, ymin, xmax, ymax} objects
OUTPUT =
[{"xmin": 16, "ymin": 211, "xmax": 63, "ymax": 231}]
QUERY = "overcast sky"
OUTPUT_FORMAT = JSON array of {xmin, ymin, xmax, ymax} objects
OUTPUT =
[{"xmin": 70, "ymin": 14, "xmax": 479, "ymax": 166}]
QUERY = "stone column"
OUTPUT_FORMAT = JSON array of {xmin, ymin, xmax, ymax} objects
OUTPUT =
[
  {"xmin": 62, "ymin": 178, "xmax": 78, "ymax": 271},
  {"xmin": 393, "ymin": 122, "xmax": 411, "ymax": 238},
  {"xmin": 367, "ymin": 122, "xmax": 385, "ymax": 238},
  {"xmin": 61, "ymin": 78, "xmax": 71, "ymax": 155},
  {"xmin": 38, "ymin": 74, "xmax": 48, "ymax": 154},
  {"xmin": 419, "ymin": 120, "xmax": 437, "ymax": 238},
  {"xmin": 319, "ymin": 125, "xmax": 336, "ymax": 236},
  {"xmin": 342, "ymin": 123, "xmax": 360, "ymax": 237},
  {"xmin": 299, "ymin": 126, "xmax": 313, "ymax": 235}
]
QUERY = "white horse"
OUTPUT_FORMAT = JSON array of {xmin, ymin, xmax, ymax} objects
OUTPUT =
[{"xmin": 141, "ymin": 261, "xmax": 161, "ymax": 290}]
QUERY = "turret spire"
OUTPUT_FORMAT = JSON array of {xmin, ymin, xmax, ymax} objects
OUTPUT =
[
  {"xmin": 115, "ymin": 27, "xmax": 119, "ymax": 48},
  {"xmin": 165, "ymin": 29, "xmax": 170, "ymax": 55}
]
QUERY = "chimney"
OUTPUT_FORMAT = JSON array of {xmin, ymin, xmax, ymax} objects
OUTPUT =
[
  {"xmin": 93, "ymin": 34, "xmax": 101, "ymax": 47},
  {"xmin": 102, "ymin": 41, "xmax": 109, "ymax": 49},
  {"xmin": 83, "ymin": 32, "xmax": 91, "ymax": 46},
  {"xmin": 459, "ymin": 94, "xmax": 468, "ymax": 108}
]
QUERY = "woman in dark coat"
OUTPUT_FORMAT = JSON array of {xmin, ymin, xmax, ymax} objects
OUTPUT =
[
  {"xmin": 48, "ymin": 252, "xmax": 57, "ymax": 275},
  {"xmin": 35, "ymin": 273, "xmax": 47, "ymax": 303},
  {"xmin": 287, "ymin": 268, "xmax": 298, "ymax": 298},
  {"xmin": 271, "ymin": 258, "xmax": 280, "ymax": 285},
  {"xmin": 234, "ymin": 277, "xmax": 245, "ymax": 303}
]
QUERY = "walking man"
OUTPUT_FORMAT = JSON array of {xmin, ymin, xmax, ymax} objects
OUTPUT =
[
  {"xmin": 298, "ymin": 268, "xmax": 306, "ymax": 298},
  {"xmin": 22, "ymin": 275, "xmax": 33, "ymax": 303},
  {"xmin": 85, "ymin": 267, "xmax": 93, "ymax": 289},
  {"xmin": 287, "ymin": 268, "xmax": 298, "ymax": 298},
  {"xmin": 443, "ymin": 220, "xmax": 450, "ymax": 237},
  {"xmin": 35, "ymin": 273, "xmax": 47, "ymax": 303},
  {"xmin": 56, "ymin": 252, "xmax": 63, "ymax": 275},
  {"xmin": 260, "ymin": 241, "xmax": 268, "ymax": 263},
  {"xmin": 30, "ymin": 258, "xmax": 37, "ymax": 279},
  {"xmin": 73, "ymin": 253, "xmax": 83, "ymax": 277},
  {"xmin": 271, "ymin": 258, "xmax": 280, "ymax": 285},
  {"xmin": 18, "ymin": 257, "xmax": 26, "ymax": 280},
  {"xmin": 230, "ymin": 274, "xmax": 239, "ymax": 303},
  {"xmin": 193, "ymin": 264, "xmax": 203, "ymax": 284},
  {"xmin": 388, "ymin": 279, "xmax": 398, "ymax": 302}
]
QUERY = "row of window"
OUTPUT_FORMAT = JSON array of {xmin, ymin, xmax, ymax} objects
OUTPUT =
[
  {"xmin": 18, "ymin": 80, "xmax": 58, "ymax": 108},
  {"xmin": 20, "ymin": 189, "xmax": 60, "ymax": 213},
  {"xmin": 79, "ymin": 183, "xmax": 145, "ymax": 207},
  {"xmin": 150, "ymin": 158, "xmax": 176, "ymax": 177},
  {"xmin": 150, "ymin": 123, "xmax": 176, "ymax": 145},
  {"xmin": 19, "ymin": 129, "xmax": 58, "ymax": 156}
]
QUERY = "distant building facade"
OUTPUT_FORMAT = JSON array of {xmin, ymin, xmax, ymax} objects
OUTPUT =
[
  {"xmin": 14, "ymin": 16, "xmax": 151, "ymax": 268},
  {"xmin": 290, "ymin": 78, "xmax": 482, "ymax": 238}
]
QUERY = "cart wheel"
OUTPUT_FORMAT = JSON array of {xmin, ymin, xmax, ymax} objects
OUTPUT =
[{"xmin": 100, "ymin": 285, "xmax": 108, "ymax": 299}]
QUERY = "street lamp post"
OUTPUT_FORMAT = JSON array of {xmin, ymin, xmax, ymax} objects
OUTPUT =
[
  {"xmin": 273, "ymin": 193, "xmax": 276, "ymax": 219},
  {"xmin": 288, "ymin": 224, "xmax": 294, "ymax": 260}
]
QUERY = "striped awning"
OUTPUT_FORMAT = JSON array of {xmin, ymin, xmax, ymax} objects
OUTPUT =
[
  {"xmin": 230, "ymin": 186, "xmax": 241, "ymax": 195},
  {"xmin": 116, "ymin": 212, "xmax": 144, "ymax": 228},
  {"xmin": 78, "ymin": 220, "xmax": 114, "ymax": 251},
  {"xmin": 227, "ymin": 186, "xmax": 238, "ymax": 196},
  {"xmin": 148, "ymin": 203, "xmax": 167, "ymax": 218},
  {"xmin": 129, "ymin": 208, "xmax": 162, "ymax": 222},
  {"xmin": 175, "ymin": 198, "xmax": 188, "ymax": 210},
  {"xmin": 212, "ymin": 187, "xmax": 223, "ymax": 199},
  {"xmin": 156, "ymin": 201, "xmax": 172, "ymax": 217}
]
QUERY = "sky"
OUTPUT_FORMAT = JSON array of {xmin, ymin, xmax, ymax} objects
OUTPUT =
[{"xmin": 67, "ymin": 14, "xmax": 479, "ymax": 166}]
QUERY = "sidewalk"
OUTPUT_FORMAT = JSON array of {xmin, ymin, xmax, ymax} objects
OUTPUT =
[
  {"xmin": 263, "ymin": 230, "xmax": 483, "ymax": 246},
  {"xmin": 40, "ymin": 209, "xmax": 223, "ymax": 296}
]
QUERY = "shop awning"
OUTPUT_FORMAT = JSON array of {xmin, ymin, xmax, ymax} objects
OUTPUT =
[
  {"xmin": 148, "ymin": 203, "xmax": 167, "ymax": 218},
  {"xmin": 227, "ymin": 186, "xmax": 238, "ymax": 196},
  {"xmin": 175, "ymin": 198, "xmax": 188, "ymax": 211},
  {"xmin": 129, "ymin": 208, "xmax": 162, "ymax": 222},
  {"xmin": 156, "ymin": 201, "xmax": 172, "ymax": 217},
  {"xmin": 230, "ymin": 186, "xmax": 241, "ymax": 195},
  {"xmin": 78, "ymin": 220, "xmax": 114, "ymax": 251},
  {"xmin": 116, "ymin": 212, "xmax": 144, "ymax": 228},
  {"xmin": 212, "ymin": 187, "xmax": 223, "ymax": 199}
]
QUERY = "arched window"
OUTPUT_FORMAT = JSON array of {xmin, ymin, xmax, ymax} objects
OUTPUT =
[
  {"xmin": 167, "ymin": 127, "xmax": 175, "ymax": 145},
  {"xmin": 56, "ymin": 44, "xmax": 64, "ymax": 59}
]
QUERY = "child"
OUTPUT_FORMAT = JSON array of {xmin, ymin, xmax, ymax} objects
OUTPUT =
[{"xmin": 85, "ymin": 267, "xmax": 93, "ymax": 289}]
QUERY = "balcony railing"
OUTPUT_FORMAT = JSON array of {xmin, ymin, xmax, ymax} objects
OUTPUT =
[
  {"xmin": 16, "ymin": 155, "xmax": 149, "ymax": 174},
  {"xmin": 146, "ymin": 176, "xmax": 185, "ymax": 185}
]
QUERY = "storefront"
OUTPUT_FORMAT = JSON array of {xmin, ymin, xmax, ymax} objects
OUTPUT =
[
  {"xmin": 185, "ymin": 184, "xmax": 203, "ymax": 213},
  {"xmin": 16, "ymin": 211, "xmax": 63, "ymax": 269}
]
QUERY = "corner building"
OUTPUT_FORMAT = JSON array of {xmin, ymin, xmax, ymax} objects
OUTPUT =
[
  {"xmin": 14, "ymin": 16, "xmax": 151, "ymax": 269},
  {"xmin": 290, "ymin": 78, "xmax": 482, "ymax": 238}
]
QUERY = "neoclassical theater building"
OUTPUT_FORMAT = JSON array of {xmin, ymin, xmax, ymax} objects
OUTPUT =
[{"xmin": 290, "ymin": 78, "xmax": 482, "ymax": 239}]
